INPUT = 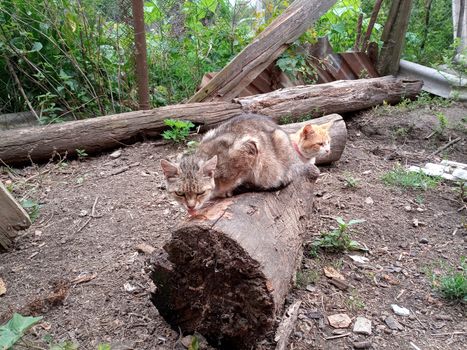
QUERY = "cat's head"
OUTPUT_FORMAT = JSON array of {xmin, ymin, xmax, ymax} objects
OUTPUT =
[
  {"xmin": 295, "ymin": 122, "xmax": 332, "ymax": 159},
  {"xmin": 160, "ymin": 155, "xmax": 217, "ymax": 216}
]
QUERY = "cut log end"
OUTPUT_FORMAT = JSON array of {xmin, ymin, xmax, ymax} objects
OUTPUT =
[{"xmin": 151, "ymin": 225, "xmax": 275, "ymax": 348}]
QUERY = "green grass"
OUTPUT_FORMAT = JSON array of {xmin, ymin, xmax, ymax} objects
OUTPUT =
[
  {"xmin": 381, "ymin": 167, "xmax": 441, "ymax": 190},
  {"xmin": 342, "ymin": 174, "xmax": 359, "ymax": 189},
  {"xmin": 296, "ymin": 269, "xmax": 320, "ymax": 288},
  {"xmin": 427, "ymin": 258, "xmax": 467, "ymax": 302}
]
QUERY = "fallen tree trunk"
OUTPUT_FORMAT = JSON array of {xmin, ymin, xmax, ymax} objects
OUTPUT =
[
  {"xmin": 235, "ymin": 76, "xmax": 423, "ymax": 119},
  {"xmin": 188, "ymin": 0, "xmax": 337, "ymax": 102},
  {"xmin": 150, "ymin": 165, "xmax": 319, "ymax": 349},
  {"xmin": 0, "ymin": 77, "xmax": 421, "ymax": 166}
]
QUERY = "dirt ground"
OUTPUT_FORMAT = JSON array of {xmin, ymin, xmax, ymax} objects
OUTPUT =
[{"xmin": 0, "ymin": 100, "xmax": 466, "ymax": 350}]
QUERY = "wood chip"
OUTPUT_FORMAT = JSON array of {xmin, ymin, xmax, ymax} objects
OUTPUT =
[
  {"xmin": 324, "ymin": 266, "xmax": 344, "ymax": 280},
  {"xmin": 0, "ymin": 277, "xmax": 6, "ymax": 295},
  {"xmin": 71, "ymin": 273, "xmax": 97, "ymax": 285},
  {"xmin": 135, "ymin": 243, "xmax": 156, "ymax": 255},
  {"xmin": 274, "ymin": 300, "xmax": 301, "ymax": 350}
]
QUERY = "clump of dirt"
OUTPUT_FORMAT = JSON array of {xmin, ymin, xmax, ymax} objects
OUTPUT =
[{"xmin": 0, "ymin": 101, "xmax": 466, "ymax": 349}]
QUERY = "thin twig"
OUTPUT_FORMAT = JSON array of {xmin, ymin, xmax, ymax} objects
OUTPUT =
[
  {"xmin": 4, "ymin": 55, "xmax": 40, "ymax": 122},
  {"xmin": 75, "ymin": 217, "xmax": 92, "ymax": 234},
  {"xmin": 324, "ymin": 332, "xmax": 351, "ymax": 340},
  {"xmin": 409, "ymin": 342, "xmax": 422, "ymax": 350},
  {"xmin": 431, "ymin": 137, "xmax": 461, "ymax": 156},
  {"xmin": 431, "ymin": 331, "xmax": 466, "ymax": 337}
]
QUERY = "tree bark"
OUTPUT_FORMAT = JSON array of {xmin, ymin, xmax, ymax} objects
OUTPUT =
[
  {"xmin": 235, "ymin": 76, "xmax": 423, "ymax": 120},
  {"xmin": 0, "ymin": 182, "xmax": 31, "ymax": 251},
  {"xmin": 377, "ymin": 0, "xmax": 413, "ymax": 75},
  {"xmin": 149, "ymin": 165, "xmax": 319, "ymax": 349},
  {"xmin": 0, "ymin": 77, "xmax": 421, "ymax": 166},
  {"xmin": 188, "ymin": 0, "xmax": 337, "ymax": 102}
]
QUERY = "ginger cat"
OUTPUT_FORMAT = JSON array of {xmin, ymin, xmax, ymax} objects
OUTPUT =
[
  {"xmin": 160, "ymin": 114, "xmax": 303, "ymax": 215},
  {"xmin": 290, "ymin": 122, "xmax": 332, "ymax": 164}
]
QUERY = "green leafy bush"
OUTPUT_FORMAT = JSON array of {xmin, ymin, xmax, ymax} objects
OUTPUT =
[
  {"xmin": 162, "ymin": 119, "xmax": 195, "ymax": 143},
  {"xmin": 0, "ymin": 313, "xmax": 42, "ymax": 349}
]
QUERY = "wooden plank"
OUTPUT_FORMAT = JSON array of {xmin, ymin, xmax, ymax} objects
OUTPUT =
[
  {"xmin": 188, "ymin": 0, "xmax": 337, "ymax": 102},
  {"xmin": 0, "ymin": 182, "xmax": 31, "ymax": 251}
]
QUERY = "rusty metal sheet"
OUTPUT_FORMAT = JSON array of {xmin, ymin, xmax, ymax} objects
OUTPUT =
[{"xmin": 340, "ymin": 52, "xmax": 379, "ymax": 78}]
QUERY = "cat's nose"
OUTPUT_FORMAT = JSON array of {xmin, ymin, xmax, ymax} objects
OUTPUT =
[{"xmin": 187, "ymin": 203, "xmax": 196, "ymax": 209}]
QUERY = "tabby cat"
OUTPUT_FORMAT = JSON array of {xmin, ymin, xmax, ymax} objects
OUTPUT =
[
  {"xmin": 160, "ymin": 114, "xmax": 302, "ymax": 215},
  {"xmin": 290, "ymin": 122, "xmax": 332, "ymax": 164}
]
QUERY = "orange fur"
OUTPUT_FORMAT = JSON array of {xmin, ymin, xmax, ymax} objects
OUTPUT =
[{"xmin": 290, "ymin": 122, "xmax": 332, "ymax": 163}]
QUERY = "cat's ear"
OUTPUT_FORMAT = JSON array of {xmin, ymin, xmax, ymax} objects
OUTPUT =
[
  {"xmin": 241, "ymin": 139, "xmax": 258, "ymax": 155},
  {"xmin": 160, "ymin": 159, "xmax": 179, "ymax": 179},
  {"xmin": 201, "ymin": 155, "xmax": 217, "ymax": 177},
  {"xmin": 302, "ymin": 124, "xmax": 315, "ymax": 138}
]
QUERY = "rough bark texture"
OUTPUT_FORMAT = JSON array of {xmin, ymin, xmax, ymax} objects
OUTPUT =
[
  {"xmin": 150, "ymin": 166, "xmax": 319, "ymax": 349},
  {"xmin": 0, "ymin": 102, "xmax": 241, "ymax": 165},
  {"xmin": 188, "ymin": 0, "xmax": 337, "ymax": 102},
  {"xmin": 377, "ymin": 0, "xmax": 413, "ymax": 75},
  {"xmin": 0, "ymin": 77, "xmax": 420, "ymax": 166},
  {"xmin": 283, "ymin": 114, "xmax": 347, "ymax": 165},
  {"xmin": 0, "ymin": 182, "xmax": 31, "ymax": 251},
  {"xmin": 235, "ymin": 76, "xmax": 423, "ymax": 120}
]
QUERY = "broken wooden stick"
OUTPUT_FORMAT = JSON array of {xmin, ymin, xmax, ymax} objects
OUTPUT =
[{"xmin": 0, "ymin": 181, "xmax": 31, "ymax": 251}]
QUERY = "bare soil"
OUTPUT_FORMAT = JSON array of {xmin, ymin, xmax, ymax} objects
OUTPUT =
[{"xmin": 1, "ymin": 101, "xmax": 466, "ymax": 350}]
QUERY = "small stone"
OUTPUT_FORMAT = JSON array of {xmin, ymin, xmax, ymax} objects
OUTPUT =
[
  {"xmin": 328, "ymin": 313, "xmax": 352, "ymax": 328},
  {"xmin": 384, "ymin": 316, "xmax": 403, "ymax": 330},
  {"xmin": 391, "ymin": 304, "xmax": 410, "ymax": 317},
  {"xmin": 181, "ymin": 335, "xmax": 193, "ymax": 348},
  {"xmin": 135, "ymin": 243, "xmax": 156, "ymax": 255},
  {"xmin": 362, "ymin": 170, "xmax": 372, "ymax": 175},
  {"xmin": 404, "ymin": 205, "xmax": 412, "ymax": 212},
  {"xmin": 353, "ymin": 341, "xmax": 372, "ymax": 349},
  {"xmin": 416, "ymin": 207, "xmax": 425, "ymax": 212},
  {"xmin": 306, "ymin": 284, "xmax": 316, "ymax": 292},
  {"xmin": 34, "ymin": 230, "xmax": 42, "ymax": 237},
  {"xmin": 110, "ymin": 150, "xmax": 122, "ymax": 159},
  {"xmin": 413, "ymin": 219, "xmax": 419, "ymax": 227},
  {"xmin": 375, "ymin": 325, "xmax": 386, "ymax": 333},
  {"xmin": 353, "ymin": 316, "xmax": 372, "ymax": 335},
  {"xmin": 419, "ymin": 237, "xmax": 429, "ymax": 244},
  {"xmin": 78, "ymin": 210, "xmax": 88, "ymax": 217},
  {"xmin": 364, "ymin": 197, "xmax": 374, "ymax": 205}
]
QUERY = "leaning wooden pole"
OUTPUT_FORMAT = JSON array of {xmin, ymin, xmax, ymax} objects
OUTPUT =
[
  {"xmin": 188, "ymin": 0, "xmax": 337, "ymax": 102},
  {"xmin": 377, "ymin": 0, "xmax": 413, "ymax": 75},
  {"xmin": 0, "ymin": 77, "xmax": 422, "ymax": 166},
  {"xmin": 132, "ymin": 0, "xmax": 150, "ymax": 110}
]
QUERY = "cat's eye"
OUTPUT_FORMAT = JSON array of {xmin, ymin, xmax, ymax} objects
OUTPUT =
[
  {"xmin": 175, "ymin": 191, "xmax": 185, "ymax": 197},
  {"xmin": 197, "ymin": 191, "xmax": 206, "ymax": 196},
  {"xmin": 318, "ymin": 142, "xmax": 324, "ymax": 146}
]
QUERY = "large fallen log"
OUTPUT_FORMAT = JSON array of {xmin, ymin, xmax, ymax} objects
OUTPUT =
[
  {"xmin": 235, "ymin": 76, "xmax": 423, "ymax": 119},
  {"xmin": 150, "ymin": 165, "xmax": 319, "ymax": 349},
  {"xmin": 0, "ymin": 77, "xmax": 421, "ymax": 166},
  {"xmin": 188, "ymin": 0, "xmax": 337, "ymax": 102}
]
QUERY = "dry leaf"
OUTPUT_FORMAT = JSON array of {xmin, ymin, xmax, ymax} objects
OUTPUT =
[{"xmin": 323, "ymin": 266, "xmax": 345, "ymax": 280}]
